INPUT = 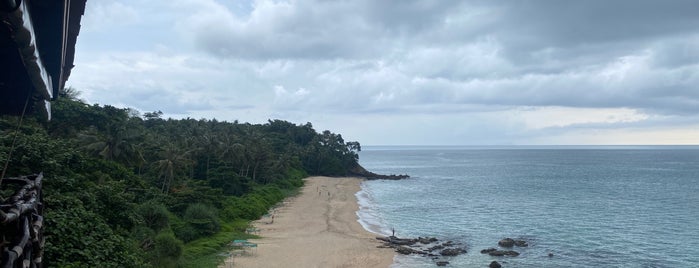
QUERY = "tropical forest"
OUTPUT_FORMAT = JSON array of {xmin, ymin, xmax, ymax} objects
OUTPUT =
[{"xmin": 0, "ymin": 89, "xmax": 362, "ymax": 267}]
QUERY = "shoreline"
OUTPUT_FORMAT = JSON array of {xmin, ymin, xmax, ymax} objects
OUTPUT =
[{"xmin": 221, "ymin": 176, "xmax": 395, "ymax": 268}]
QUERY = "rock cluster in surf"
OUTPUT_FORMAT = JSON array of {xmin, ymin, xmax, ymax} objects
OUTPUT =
[
  {"xmin": 479, "ymin": 237, "xmax": 529, "ymax": 258},
  {"xmin": 376, "ymin": 236, "xmax": 466, "ymax": 266}
]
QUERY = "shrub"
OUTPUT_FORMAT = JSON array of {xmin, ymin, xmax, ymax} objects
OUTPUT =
[
  {"xmin": 138, "ymin": 202, "xmax": 170, "ymax": 232},
  {"xmin": 153, "ymin": 232, "xmax": 183, "ymax": 267},
  {"xmin": 175, "ymin": 203, "xmax": 220, "ymax": 242}
]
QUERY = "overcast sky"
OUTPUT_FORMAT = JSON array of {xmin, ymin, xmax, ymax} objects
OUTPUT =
[{"xmin": 69, "ymin": 0, "xmax": 699, "ymax": 145}]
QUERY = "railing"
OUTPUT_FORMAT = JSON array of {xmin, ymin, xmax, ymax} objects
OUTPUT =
[{"xmin": 0, "ymin": 173, "xmax": 44, "ymax": 268}]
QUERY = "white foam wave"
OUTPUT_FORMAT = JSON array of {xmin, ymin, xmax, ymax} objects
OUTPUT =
[{"xmin": 355, "ymin": 181, "xmax": 392, "ymax": 236}]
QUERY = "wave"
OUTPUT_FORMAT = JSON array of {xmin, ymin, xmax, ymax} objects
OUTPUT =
[{"xmin": 355, "ymin": 181, "xmax": 392, "ymax": 236}]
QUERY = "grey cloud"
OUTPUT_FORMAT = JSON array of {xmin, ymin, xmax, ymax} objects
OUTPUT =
[
  {"xmin": 81, "ymin": 84, "xmax": 213, "ymax": 115},
  {"xmin": 73, "ymin": 0, "xmax": 699, "ymax": 144},
  {"xmin": 359, "ymin": 0, "xmax": 463, "ymax": 35},
  {"xmin": 493, "ymin": 0, "xmax": 699, "ymax": 57},
  {"xmin": 649, "ymin": 36, "xmax": 699, "ymax": 68},
  {"xmin": 181, "ymin": 0, "xmax": 387, "ymax": 59}
]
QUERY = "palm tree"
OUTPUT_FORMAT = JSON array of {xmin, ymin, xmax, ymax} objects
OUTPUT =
[
  {"xmin": 154, "ymin": 144, "xmax": 194, "ymax": 193},
  {"xmin": 78, "ymin": 123, "xmax": 144, "ymax": 167}
]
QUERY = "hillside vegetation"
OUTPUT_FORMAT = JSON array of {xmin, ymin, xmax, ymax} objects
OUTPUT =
[{"xmin": 0, "ymin": 91, "xmax": 362, "ymax": 267}]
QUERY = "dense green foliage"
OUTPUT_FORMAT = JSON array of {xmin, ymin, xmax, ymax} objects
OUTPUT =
[{"xmin": 0, "ymin": 92, "xmax": 362, "ymax": 267}]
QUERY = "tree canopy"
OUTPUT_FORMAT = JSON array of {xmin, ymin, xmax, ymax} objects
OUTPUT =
[{"xmin": 0, "ymin": 92, "xmax": 362, "ymax": 267}]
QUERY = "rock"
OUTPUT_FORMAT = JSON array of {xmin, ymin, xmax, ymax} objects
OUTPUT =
[
  {"xmin": 488, "ymin": 250, "xmax": 520, "ymax": 257},
  {"xmin": 489, "ymin": 261, "xmax": 502, "ymax": 268},
  {"xmin": 376, "ymin": 236, "xmax": 391, "ymax": 243},
  {"xmin": 350, "ymin": 164, "xmax": 410, "ymax": 180},
  {"xmin": 481, "ymin": 248, "xmax": 497, "ymax": 254},
  {"xmin": 498, "ymin": 238, "xmax": 515, "ymax": 248},
  {"xmin": 419, "ymin": 237, "xmax": 438, "ymax": 244},
  {"xmin": 396, "ymin": 246, "xmax": 417, "ymax": 255},
  {"xmin": 440, "ymin": 248, "xmax": 467, "ymax": 256},
  {"xmin": 514, "ymin": 240, "xmax": 528, "ymax": 247},
  {"xmin": 436, "ymin": 261, "xmax": 450, "ymax": 266},
  {"xmin": 395, "ymin": 246, "xmax": 430, "ymax": 255},
  {"xmin": 375, "ymin": 234, "xmax": 466, "ymax": 264},
  {"xmin": 548, "ymin": 253, "xmax": 554, "ymax": 257},
  {"xmin": 391, "ymin": 237, "xmax": 417, "ymax": 246},
  {"xmin": 428, "ymin": 244, "xmax": 445, "ymax": 252}
]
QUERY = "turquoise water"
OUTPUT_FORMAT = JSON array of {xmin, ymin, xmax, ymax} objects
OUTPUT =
[{"xmin": 356, "ymin": 146, "xmax": 699, "ymax": 267}]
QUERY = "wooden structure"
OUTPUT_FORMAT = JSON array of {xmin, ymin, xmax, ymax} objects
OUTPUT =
[
  {"xmin": 1, "ymin": 0, "xmax": 87, "ymax": 119},
  {"xmin": 1, "ymin": 0, "xmax": 86, "ymax": 267},
  {"xmin": 0, "ymin": 174, "xmax": 43, "ymax": 268}
]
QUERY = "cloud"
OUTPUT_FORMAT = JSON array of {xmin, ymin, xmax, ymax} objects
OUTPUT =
[
  {"xmin": 515, "ymin": 107, "xmax": 649, "ymax": 130},
  {"xmin": 69, "ymin": 0, "xmax": 699, "ymax": 145},
  {"xmin": 175, "ymin": 0, "xmax": 384, "ymax": 59},
  {"xmin": 69, "ymin": 50, "xmax": 265, "ymax": 115},
  {"xmin": 81, "ymin": 1, "xmax": 140, "ymax": 32}
]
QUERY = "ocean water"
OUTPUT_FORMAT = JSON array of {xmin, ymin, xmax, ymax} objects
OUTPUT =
[{"xmin": 355, "ymin": 146, "xmax": 699, "ymax": 267}]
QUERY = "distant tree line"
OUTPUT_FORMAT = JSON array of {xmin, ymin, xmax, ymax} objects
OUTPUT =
[{"xmin": 0, "ymin": 89, "xmax": 362, "ymax": 267}]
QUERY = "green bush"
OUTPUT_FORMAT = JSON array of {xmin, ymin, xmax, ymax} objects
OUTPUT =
[
  {"xmin": 153, "ymin": 232, "xmax": 183, "ymax": 268},
  {"xmin": 175, "ymin": 203, "xmax": 220, "ymax": 242},
  {"xmin": 138, "ymin": 202, "xmax": 170, "ymax": 232},
  {"xmin": 43, "ymin": 195, "xmax": 143, "ymax": 268}
]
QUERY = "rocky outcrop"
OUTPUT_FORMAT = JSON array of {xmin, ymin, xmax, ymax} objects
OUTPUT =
[
  {"xmin": 514, "ymin": 240, "xmax": 528, "ymax": 247},
  {"xmin": 498, "ymin": 238, "xmax": 515, "ymax": 247},
  {"xmin": 489, "ymin": 261, "xmax": 502, "ymax": 268},
  {"xmin": 480, "ymin": 247, "xmax": 519, "ymax": 256},
  {"xmin": 481, "ymin": 248, "xmax": 497, "ymax": 254},
  {"xmin": 481, "ymin": 238, "xmax": 529, "ymax": 258},
  {"xmin": 396, "ymin": 246, "xmax": 422, "ymax": 255},
  {"xmin": 440, "ymin": 248, "xmax": 467, "ymax": 256},
  {"xmin": 376, "ymin": 235, "xmax": 466, "ymax": 266},
  {"xmin": 349, "ymin": 164, "xmax": 409, "ymax": 180},
  {"xmin": 498, "ymin": 238, "xmax": 527, "ymax": 248}
]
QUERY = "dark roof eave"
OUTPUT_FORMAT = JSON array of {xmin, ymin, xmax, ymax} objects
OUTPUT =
[{"xmin": 8, "ymin": 0, "xmax": 53, "ymax": 101}]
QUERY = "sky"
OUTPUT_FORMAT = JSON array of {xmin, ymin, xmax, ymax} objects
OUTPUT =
[{"xmin": 68, "ymin": 0, "xmax": 699, "ymax": 145}]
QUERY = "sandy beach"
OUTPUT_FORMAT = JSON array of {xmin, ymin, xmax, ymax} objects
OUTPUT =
[{"xmin": 220, "ymin": 176, "xmax": 395, "ymax": 268}]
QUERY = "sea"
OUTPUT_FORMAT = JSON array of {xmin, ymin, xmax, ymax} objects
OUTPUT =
[{"xmin": 355, "ymin": 146, "xmax": 699, "ymax": 267}]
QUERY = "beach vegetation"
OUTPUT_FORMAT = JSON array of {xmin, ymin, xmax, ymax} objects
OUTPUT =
[{"xmin": 0, "ymin": 91, "xmax": 361, "ymax": 267}]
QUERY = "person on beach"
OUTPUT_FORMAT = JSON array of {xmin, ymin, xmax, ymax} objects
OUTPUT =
[{"xmin": 392, "ymin": 227, "xmax": 395, "ymax": 237}]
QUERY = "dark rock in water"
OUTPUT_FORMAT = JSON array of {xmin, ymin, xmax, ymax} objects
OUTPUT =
[
  {"xmin": 488, "ymin": 250, "xmax": 520, "ymax": 257},
  {"xmin": 489, "ymin": 261, "xmax": 502, "ymax": 268},
  {"xmin": 440, "ymin": 248, "xmax": 467, "ymax": 256},
  {"xmin": 548, "ymin": 252, "xmax": 554, "ymax": 257},
  {"xmin": 498, "ymin": 238, "xmax": 515, "ymax": 247},
  {"xmin": 514, "ymin": 240, "xmax": 528, "ymax": 247},
  {"xmin": 428, "ymin": 244, "xmax": 445, "ymax": 252},
  {"xmin": 498, "ymin": 238, "xmax": 528, "ymax": 247},
  {"xmin": 481, "ymin": 248, "xmax": 497, "ymax": 254},
  {"xmin": 436, "ymin": 261, "xmax": 450, "ymax": 266},
  {"xmin": 419, "ymin": 237, "xmax": 438, "ymax": 244},
  {"xmin": 376, "ymin": 236, "xmax": 418, "ymax": 246},
  {"xmin": 375, "ymin": 235, "xmax": 466, "ymax": 264},
  {"xmin": 396, "ymin": 246, "xmax": 418, "ymax": 255},
  {"xmin": 392, "ymin": 238, "xmax": 417, "ymax": 246}
]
